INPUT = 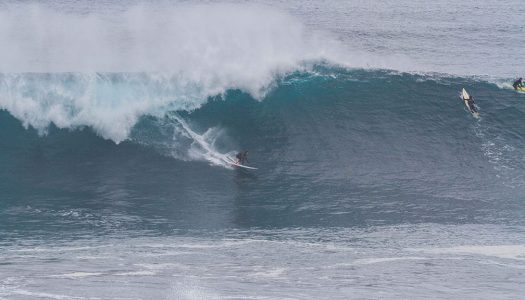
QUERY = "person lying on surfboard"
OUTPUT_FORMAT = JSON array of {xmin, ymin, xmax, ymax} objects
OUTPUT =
[
  {"xmin": 513, "ymin": 78, "xmax": 523, "ymax": 90},
  {"xmin": 460, "ymin": 92, "xmax": 477, "ymax": 113},
  {"xmin": 235, "ymin": 151, "xmax": 249, "ymax": 164},
  {"xmin": 466, "ymin": 96, "xmax": 477, "ymax": 113}
]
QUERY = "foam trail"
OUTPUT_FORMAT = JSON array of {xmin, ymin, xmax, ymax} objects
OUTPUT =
[{"xmin": 168, "ymin": 113, "xmax": 234, "ymax": 169}]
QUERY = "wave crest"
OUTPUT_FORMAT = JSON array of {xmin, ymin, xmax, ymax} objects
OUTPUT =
[{"xmin": 0, "ymin": 4, "xmax": 351, "ymax": 142}]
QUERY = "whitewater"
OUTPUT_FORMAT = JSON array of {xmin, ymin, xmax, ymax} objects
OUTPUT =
[{"xmin": 1, "ymin": 1, "xmax": 525, "ymax": 299}]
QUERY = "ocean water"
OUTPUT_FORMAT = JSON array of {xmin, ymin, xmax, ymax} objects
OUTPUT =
[{"xmin": 1, "ymin": 1, "xmax": 525, "ymax": 299}]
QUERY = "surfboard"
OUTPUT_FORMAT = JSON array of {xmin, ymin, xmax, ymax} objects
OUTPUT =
[
  {"xmin": 517, "ymin": 86, "xmax": 525, "ymax": 92},
  {"xmin": 225, "ymin": 157, "xmax": 258, "ymax": 170},
  {"xmin": 461, "ymin": 88, "xmax": 480, "ymax": 118}
]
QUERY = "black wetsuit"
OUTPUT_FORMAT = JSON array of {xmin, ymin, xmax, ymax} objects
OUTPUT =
[
  {"xmin": 236, "ymin": 152, "xmax": 248, "ymax": 164},
  {"xmin": 467, "ymin": 98, "xmax": 477, "ymax": 113},
  {"xmin": 513, "ymin": 79, "xmax": 523, "ymax": 90},
  {"xmin": 235, "ymin": 153, "xmax": 243, "ymax": 163}
]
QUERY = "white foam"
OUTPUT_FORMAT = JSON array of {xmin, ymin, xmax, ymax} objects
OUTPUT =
[
  {"xmin": 114, "ymin": 271, "xmax": 156, "ymax": 276},
  {"xmin": 350, "ymin": 256, "xmax": 429, "ymax": 265},
  {"xmin": 0, "ymin": 4, "xmax": 341, "ymax": 73},
  {"xmin": 10, "ymin": 289, "xmax": 97, "ymax": 300},
  {"xmin": 168, "ymin": 279, "xmax": 222, "ymax": 300},
  {"xmin": 49, "ymin": 272, "xmax": 103, "ymax": 279},
  {"xmin": 135, "ymin": 263, "xmax": 189, "ymax": 270},
  {"xmin": 0, "ymin": 3, "xmax": 353, "ymax": 144},
  {"xmin": 9, "ymin": 245, "xmax": 108, "ymax": 253},
  {"xmin": 409, "ymin": 245, "xmax": 525, "ymax": 260},
  {"xmin": 169, "ymin": 113, "xmax": 234, "ymax": 168}
]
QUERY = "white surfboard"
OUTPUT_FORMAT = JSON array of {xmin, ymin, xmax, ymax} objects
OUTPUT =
[
  {"xmin": 225, "ymin": 157, "xmax": 258, "ymax": 170},
  {"xmin": 461, "ymin": 88, "xmax": 479, "ymax": 118},
  {"xmin": 461, "ymin": 88, "xmax": 470, "ymax": 100}
]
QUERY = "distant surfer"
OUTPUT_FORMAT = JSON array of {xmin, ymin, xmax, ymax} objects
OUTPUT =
[
  {"xmin": 235, "ymin": 151, "xmax": 249, "ymax": 164},
  {"xmin": 460, "ymin": 90, "xmax": 477, "ymax": 113},
  {"xmin": 513, "ymin": 78, "xmax": 523, "ymax": 90},
  {"xmin": 465, "ymin": 96, "xmax": 477, "ymax": 113}
]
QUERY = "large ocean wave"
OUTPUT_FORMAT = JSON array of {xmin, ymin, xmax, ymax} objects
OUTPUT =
[
  {"xmin": 2, "ymin": 2, "xmax": 525, "ymax": 299},
  {"xmin": 1, "ymin": 4, "xmax": 525, "ymax": 197},
  {"xmin": 1, "ymin": 67, "xmax": 524, "ymax": 172},
  {"xmin": 0, "ymin": 3, "xmax": 349, "ymax": 145},
  {"xmin": 2, "ymin": 67, "xmax": 525, "ymax": 184}
]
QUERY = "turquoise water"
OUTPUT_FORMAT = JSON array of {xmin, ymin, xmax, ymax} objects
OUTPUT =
[{"xmin": 1, "ymin": 1, "xmax": 525, "ymax": 299}]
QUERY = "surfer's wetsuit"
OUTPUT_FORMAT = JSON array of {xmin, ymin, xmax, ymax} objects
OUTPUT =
[
  {"xmin": 467, "ymin": 97, "xmax": 477, "ymax": 113},
  {"xmin": 236, "ymin": 152, "xmax": 243, "ymax": 164},
  {"xmin": 236, "ymin": 151, "xmax": 249, "ymax": 164},
  {"xmin": 513, "ymin": 78, "xmax": 523, "ymax": 90}
]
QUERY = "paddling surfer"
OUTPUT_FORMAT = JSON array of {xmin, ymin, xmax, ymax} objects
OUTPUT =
[
  {"xmin": 465, "ymin": 95, "xmax": 477, "ymax": 113},
  {"xmin": 460, "ymin": 91, "xmax": 477, "ymax": 113}
]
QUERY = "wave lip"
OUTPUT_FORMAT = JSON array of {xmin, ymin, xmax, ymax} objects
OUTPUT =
[
  {"xmin": 0, "ymin": 72, "xmax": 202, "ymax": 142},
  {"xmin": 0, "ymin": 3, "xmax": 352, "ymax": 143}
]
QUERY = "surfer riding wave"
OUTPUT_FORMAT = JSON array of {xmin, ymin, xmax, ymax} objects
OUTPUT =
[{"xmin": 235, "ymin": 151, "xmax": 249, "ymax": 164}]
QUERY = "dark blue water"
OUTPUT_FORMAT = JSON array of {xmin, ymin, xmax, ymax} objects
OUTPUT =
[{"xmin": 2, "ymin": 70, "xmax": 524, "ymax": 238}]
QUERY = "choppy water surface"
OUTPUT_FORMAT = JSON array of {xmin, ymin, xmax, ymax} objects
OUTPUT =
[{"xmin": 0, "ymin": 0, "xmax": 524, "ymax": 299}]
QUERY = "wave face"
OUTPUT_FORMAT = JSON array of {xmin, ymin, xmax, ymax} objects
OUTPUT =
[
  {"xmin": 1, "ymin": 3, "xmax": 524, "ymax": 233},
  {"xmin": 1, "ymin": 67, "xmax": 525, "ymax": 232}
]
